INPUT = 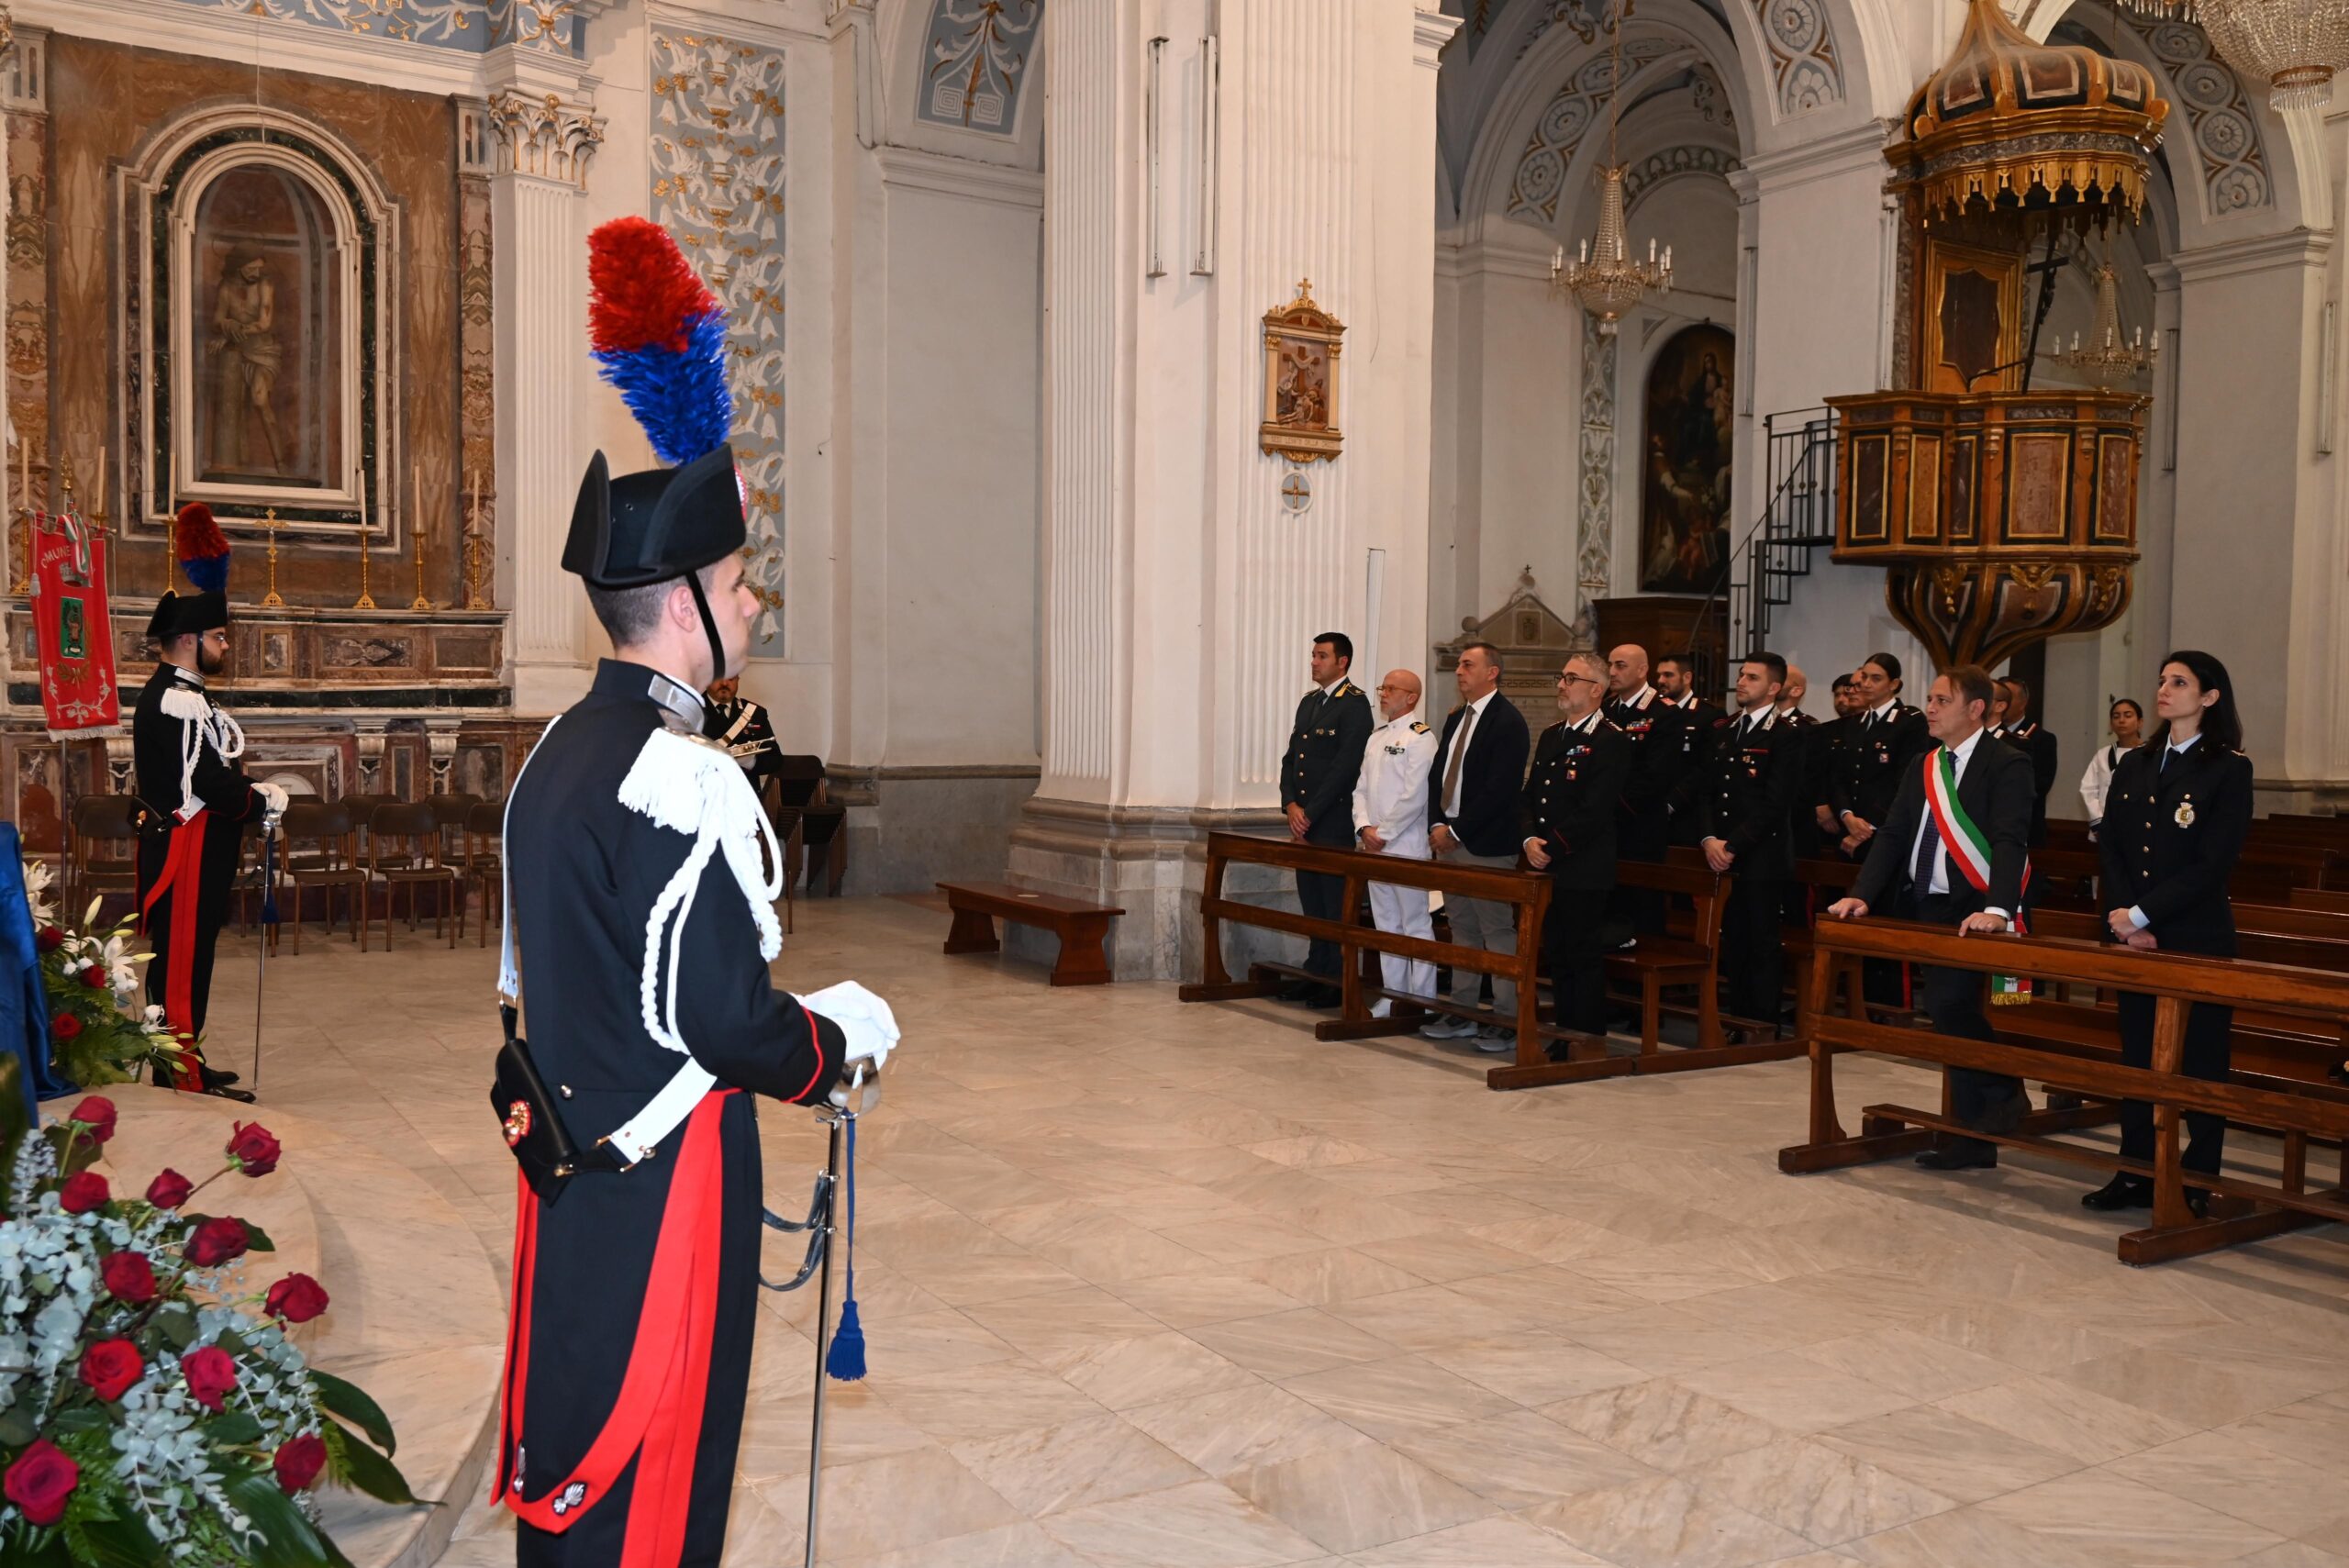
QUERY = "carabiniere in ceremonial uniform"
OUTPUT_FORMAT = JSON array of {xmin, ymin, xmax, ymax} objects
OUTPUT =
[
  {"xmin": 1520, "ymin": 708, "xmax": 1631, "ymax": 1040},
  {"xmin": 1281, "ymin": 673, "xmax": 1373, "ymax": 998},
  {"xmin": 1695, "ymin": 706, "xmax": 1797, "ymax": 1026}
]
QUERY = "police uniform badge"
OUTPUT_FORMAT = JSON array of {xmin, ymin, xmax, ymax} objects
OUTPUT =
[{"xmin": 2176, "ymin": 801, "xmax": 2195, "ymax": 828}]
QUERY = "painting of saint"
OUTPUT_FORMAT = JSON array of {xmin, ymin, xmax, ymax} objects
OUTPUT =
[
  {"xmin": 1639, "ymin": 325, "xmax": 1736, "ymax": 595},
  {"xmin": 190, "ymin": 164, "xmax": 342, "ymax": 490},
  {"xmin": 1275, "ymin": 341, "xmax": 1330, "ymax": 429}
]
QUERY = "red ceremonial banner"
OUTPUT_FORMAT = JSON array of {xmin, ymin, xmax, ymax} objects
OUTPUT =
[{"xmin": 30, "ymin": 509, "xmax": 120, "ymax": 732}]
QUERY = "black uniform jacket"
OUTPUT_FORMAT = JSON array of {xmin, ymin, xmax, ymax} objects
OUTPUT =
[
  {"xmin": 131, "ymin": 664, "xmax": 261, "ymax": 828},
  {"xmin": 1283, "ymin": 679, "xmax": 1374, "ymax": 844},
  {"xmin": 2003, "ymin": 719, "xmax": 2060, "ymax": 847},
  {"xmin": 504, "ymin": 660, "xmax": 844, "ymax": 1530},
  {"xmin": 1806, "ymin": 713, "xmax": 1851, "ymax": 817},
  {"xmin": 1428, "ymin": 694, "xmax": 1531, "ymax": 858},
  {"xmin": 1852, "ymin": 732, "xmax": 2034, "ymax": 920},
  {"xmin": 1520, "ymin": 714, "xmax": 1632, "ymax": 892},
  {"xmin": 1833, "ymin": 701, "xmax": 1931, "ymax": 830},
  {"xmin": 2097, "ymin": 739, "xmax": 2253, "ymax": 958},
  {"xmin": 1697, "ymin": 709, "xmax": 1799, "ymax": 880},
  {"xmin": 1606, "ymin": 689, "xmax": 1691, "ymax": 844},
  {"xmin": 705, "ymin": 695, "xmax": 781, "ymax": 789}
]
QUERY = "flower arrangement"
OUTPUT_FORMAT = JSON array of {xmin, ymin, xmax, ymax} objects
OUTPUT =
[
  {"xmin": 22, "ymin": 862, "xmax": 188, "ymax": 1091},
  {"xmin": 0, "ymin": 1080, "xmax": 415, "ymax": 1563}
]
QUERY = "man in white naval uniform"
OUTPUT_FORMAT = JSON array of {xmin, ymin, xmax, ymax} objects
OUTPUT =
[{"xmin": 1353, "ymin": 670, "xmax": 1440, "ymax": 1018}]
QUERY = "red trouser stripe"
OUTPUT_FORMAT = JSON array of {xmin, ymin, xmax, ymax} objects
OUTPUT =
[
  {"xmin": 498, "ymin": 1091, "xmax": 733, "ymax": 1568},
  {"xmin": 138, "ymin": 813, "xmax": 208, "ymax": 1091}
]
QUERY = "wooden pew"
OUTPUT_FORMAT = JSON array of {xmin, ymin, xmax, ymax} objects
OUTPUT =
[
  {"xmin": 938, "ymin": 881, "xmax": 1125, "ymax": 985},
  {"xmin": 2292, "ymin": 888, "xmax": 2349, "ymax": 916},
  {"xmin": 1605, "ymin": 856, "xmax": 1732, "ymax": 1055},
  {"xmin": 1782, "ymin": 918, "xmax": 2349, "ymax": 1264}
]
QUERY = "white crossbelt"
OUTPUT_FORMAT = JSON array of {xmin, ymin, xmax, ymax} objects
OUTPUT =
[{"xmin": 499, "ymin": 715, "xmax": 718, "ymax": 1168}]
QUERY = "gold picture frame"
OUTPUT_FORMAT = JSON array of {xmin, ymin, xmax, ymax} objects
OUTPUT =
[{"xmin": 1260, "ymin": 280, "xmax": 1344, "ymax": 464}]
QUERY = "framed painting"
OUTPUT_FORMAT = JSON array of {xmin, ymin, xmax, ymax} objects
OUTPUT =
[
  {"xmin": 1638, "ymin": 325, "xmax": 1735, "ymax": 595},
  {"xmin": 1260, "ymin": 280, "xmax": 1344, "ymax": 464}
]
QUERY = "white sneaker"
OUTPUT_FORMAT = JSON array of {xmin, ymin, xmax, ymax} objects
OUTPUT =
[
  {"xmin": 1369, "ymin": 1000, "xmax": 1393, "ymax": 1020},
  {"xmin": 1475, "ymin": 1029, "xmax": 1517, "ymax": 1054}
]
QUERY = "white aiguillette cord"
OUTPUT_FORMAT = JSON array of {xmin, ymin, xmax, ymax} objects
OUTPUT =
[{"xmin": 159, "ymin": 683, "xmax": 245, "ymax": 822}]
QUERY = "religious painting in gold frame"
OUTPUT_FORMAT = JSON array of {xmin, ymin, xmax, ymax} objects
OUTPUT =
[
  {"xmin": 1260, "ymin": 280, "xmax": 1344, "ymax": 463},
  {"xmin": 1919, "ymin": 237, "xmax": 2023, "ymax": 395}
]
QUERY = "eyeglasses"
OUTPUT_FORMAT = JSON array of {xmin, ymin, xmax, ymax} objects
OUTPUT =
[{"xmin": 1557, "ymin": 673, "xmax": 1600, "ymax": 686}]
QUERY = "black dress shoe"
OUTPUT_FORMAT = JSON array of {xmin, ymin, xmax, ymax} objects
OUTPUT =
[
  {"xmin": 1275, "ymin": 980, "xmax": 1319, "ymax": 1003},
  {"xmin": 200, "ymin": 1083, "xmax": 258, "ymax": 1105},
  {"xmin": 2081, "ymin": 1174, "xmax": 2152, "ymax": 1211},
  {"xmin": 1976, "ymin": 1087, "xmax": 2032, "ymax": 1137},
  {"xmin": 1301, "ymin": 985, "xmax": 1342, "ymax": 1010},
  {"xmin": 2186, "ymin": 1189, "xmax": 2211, "ymax": 1220},
  {"xmin": 1915, "ymin": 1144, "xmax": 1997, "ymax": 1171},
  {"xmin": 200, "ymin": 1065, "xmax": 241, "ymax": 1090}
]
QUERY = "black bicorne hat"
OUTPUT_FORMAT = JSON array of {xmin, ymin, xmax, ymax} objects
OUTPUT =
[
  {"xmin": 564, "ymin": 446, "xmax": 745, "ymax": 590},
  {"xmin": 146, "ymin": 591, "xmax": 228, "ymax": 640}
]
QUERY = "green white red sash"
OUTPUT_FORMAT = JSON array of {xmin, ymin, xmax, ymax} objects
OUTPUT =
[{"xmin": 1920, "ymin": 748, "xmax": 2033, "ymax": 1002}]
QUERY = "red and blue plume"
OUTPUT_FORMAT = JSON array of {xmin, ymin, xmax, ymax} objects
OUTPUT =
[
  {"xmin": 174, "ymin": 503, "xmax": 230, "ymax": 595},
  {"xmin": 586, "ymin": 217, "xmax": 733, "ymax": 468}
]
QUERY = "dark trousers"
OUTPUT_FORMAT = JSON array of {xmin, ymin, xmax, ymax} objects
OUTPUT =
[
  {"xmin": 1608, "ymin": 818, "xmax": 1668, "ymax": 941},
  {"xmin": 1296, "ymin": 816, "xmax": 1352, "ymax": 979},
  {"xmin": 1720, "ymin": 877, "xmax": 1785, "ymax": 1024},
  {"xmin": 1914, "ymin": 893, "xmax": 2022, "ymax": 1154},
  {"xmin": 2116, "ymin": 990, "xmax": 2234, "ymax": 1180},
  {"xmin": 1542, "ymin": 885, "xmax": 1609, "ymax": 1037}
]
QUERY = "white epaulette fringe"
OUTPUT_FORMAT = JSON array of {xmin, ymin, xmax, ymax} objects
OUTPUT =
[
  {"xmin": 158, "ymin": 684, "xmax": 245, "ymax": 821},
  {"xmin": 619, "ymin": 728, "xmax": 785, "ymax": 1062}
]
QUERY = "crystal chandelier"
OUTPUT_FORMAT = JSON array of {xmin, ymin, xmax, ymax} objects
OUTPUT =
[
  {"xmin": 2042, "ymin": 259, "xmax": 2158, "ymax": 387},
  {"xmin": 2113, "ymin": 1, "xmax": 2349, "ymax": 112},
  {"xmin": 1548, "ymin": 6, "xmax": 1670, "ymax": 336}
]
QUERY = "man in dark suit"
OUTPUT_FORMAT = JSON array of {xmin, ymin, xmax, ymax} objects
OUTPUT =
[
  {"xmin": 1998, "ymin": 677, "xmax": 2059, "ymax": 850},
  {"xmin": 1698, "ymin": 654, "xmax": 1799, "ymax": 1030},
  {"xmin": 1280, "ymin": 632, "xmax": 1375, "ymax": 1005},
  {"xmin": 1602, "ymin": 642, "xmax": 1688, "ymax": 940},
  {"xmin": 1828, "ymin": 664, "xmax": 2036, "ymax": 1170},
  {"xmin": 1653, "ymin": 651, "xmax": 1718, "ymax": 846},
  {"xmin": 1522, "ymin": 651, "xmax": 1631, "ymax": 1043},
  {"xmin": 1421, "ymin": 639, "xmax": 1531, "ymax": 1047},
  {"xmin": 1832, "ymin": 652, "xmax": 1933, "ymax": 1009}
]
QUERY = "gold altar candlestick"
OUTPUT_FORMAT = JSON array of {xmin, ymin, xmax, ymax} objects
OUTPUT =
[
  {"xmin": 353, "ymin": 474, "xmax": 378, "ymax": 610},
  {"xmin": 261, "ymin": 507, "xmax": 285, "ymax": 607},
  {"xmin": 462, "ymin": 470, "xmax": 489, "ymax": 609},
  {"xmin": 409, "ymin": 461, "xmax": 431, "ymax": 610},
  {"xmin": 13, "ymin": 439, "xmax": 34, "ymax": 594}
]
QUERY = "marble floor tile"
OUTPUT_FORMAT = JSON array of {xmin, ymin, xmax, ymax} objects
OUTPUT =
[
  {"xmin": 1845, "ymin": 1506, "xmax": 2109, "ymax": 1568},
  {"xmin": 1350, "ymin": 1230, "xmax": 1544, "ymax": 1284},
  {"xmin": 2104, "ymin": 1430, "xmax": 2349, "ymax": 1549},
  {"xmin": 1935, "ymin": 1372, "xmax": 2199, "ymax": 1465},
  {"xmin": 1813, "ymin": 1405, "xmax": 2083, "ymax": 1504},
  {"xmin": 2223, "ymin": 1390, "xmax": 2349, "ymax": 1472},
  {"xmin": 1189, "ymin": 1307, "xmax": 1404, "ymax": 1380},
  {"xmin": 1793, "ymin": 1326, "xmax": 2017, "ymax": 1404},
  {"xmin": 1525, "ymin": 1473, "xmax": 1819, "ymax": 1568},
  {"xmin": 1678, "ymin": 1351, "xmax": 1917, "ymax": 1435},
  {"xmin": 1340, "ymin": 1513, "xmax": 1615, "ymax": 1566},
  {"xmin": 882, "ymin": 1359, "xmax": 1110, "ymax": 1442},
  {"xmin": 1123, "ymin": 1382, "xmax": 1380, "ymax": 1474},
  {"xmin": 1562, "ymin": 1303, "xmax": 1798, "ymax": 1377},
  {"xmin": 960, "ymin": 1284, "xmax": 1169, "ymax": 1361},
  {"xmin": 1241, "ymin": 1247, "xmax": 1431, "ymax": 1307},
  {"xmin": 826, "ymin": 1520, "xmax": 1101, "ymax": 1568},
  {"xmin": 1415, "ymin": 1331, "xmax": 1648, "ymax": 1407},
  {"xmin": 1223, "ymin": 1443, "xmax": 1495, "ymax": 1554},
  {"xmin": 1542, "ymin": 1376, "xmax": 1785, "ymax": 1473},
  {"xmin": 751, "ymin": 1445, "xmax": 1025, "ymax": 1561},
  {"xmin": 1046, "ymin": 1329, "xmax": 1262, "ymax": 1410},
  {"xmin": 1972, "ymin": 1470, "xmax": 2287, "ymax": 1565},
  {"xmin": 1390, "ymin": 1407, "xmax": 1661, "ymax": 1508},
  {"xmin": 946, "ymin": 1411, "xmax": 1205, "ymax": 1517},
  {"xmin": 1689, "ymin": 1434, "xmax": 1958, "ymax": 1545},
  {"xmin": 2053, "ymin": 1330, "xmax": 2349, "ymax": 1431},
  {"xmin": 1279, "ymin": 1355, "xmax": 1522, "ymax": 1443},
  {"xmin": 1038, "ymin": 1479, "xmax": 1329, "ymax": 1568}
]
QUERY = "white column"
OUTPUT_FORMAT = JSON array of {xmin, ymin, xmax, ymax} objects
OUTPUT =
[
  {"xmin": 1019, "ymin": 0, "xmax": 1453, "ymax": 977},
  {"xmin": 487, "ymin": 75, "xmax": 605, "ymax": 716}
]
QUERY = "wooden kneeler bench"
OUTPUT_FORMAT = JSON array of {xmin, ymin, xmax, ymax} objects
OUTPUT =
[{"xmin": 938, "ymin": 881, "xmax": 1124, "ymax": 986}]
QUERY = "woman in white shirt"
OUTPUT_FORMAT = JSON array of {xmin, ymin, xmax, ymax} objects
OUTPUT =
[{"xmin": 2076, "ymin": 696, "xmax": 2143, "ymax": 836}]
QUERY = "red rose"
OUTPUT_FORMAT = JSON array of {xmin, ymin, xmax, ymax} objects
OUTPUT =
[
  {"xmin": 80, "ymin": 965, "xmax": 107, "ymax": 989},
  {"xmin": 66, "ymin": 1095, "xmax": 117, "ymax": 1143},
  {"xmin": 273, "ymin": 1433, "xmax": 327, "ymax": 1494},
  {"xmin": 181, "ymin": 1345, "xmax": 239, "ymax": 1412},
  {"xmin": 146, "ymin": 1168, "xmax": 195, "ymax": 1209},
  {"xmin": 264, "ymin": 1273, "xmax": 329, "ymax": 1324},
  {"xmin": 184, "ymin": 1217, "xmax": 250, "ymax": 1268},
  {"xmin": 59, "ymin": 1171, "xmax": 109, "ymax": 1214},
  {"xmin": 34, "ymin": 925, "xmax": 62, "ymax": 952},
  {"xmin": 2, "ymin": 1438, "xmax": 78, "ymax": 1526},
  {"xmin": 50, "ymin": 1012, "xmax": 82, "ymax": 1041},
  {"xmin": 225, "ymin": 1122, "xmax": 281, "ymax": 1178},
  {"xmin": 101, "ymin": 1250, "xmax": 157, "ymax": 1304},
  {"xmin": 78, "ymin": 1338, "xmax": 144, "ymax": 1402}
]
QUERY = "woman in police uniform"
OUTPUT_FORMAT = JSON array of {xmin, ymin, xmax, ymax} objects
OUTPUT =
[{"xmin": 2083, "ymin": 651, "xmax": 2252, "ymax": 1216}]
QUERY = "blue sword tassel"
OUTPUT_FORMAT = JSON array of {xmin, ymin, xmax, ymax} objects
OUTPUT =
[{"xmin": 824, "ymin": 1111, "xmax": 866, "ymax": 1381}]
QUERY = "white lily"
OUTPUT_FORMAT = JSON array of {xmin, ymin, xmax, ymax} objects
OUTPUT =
[
  {"xmin": 21, "ymin": 858, "xmax": 52, "ymax": 926},
  {"xmin": 102, "ymin": 934, "xmax": 139, "ymax": 995}
]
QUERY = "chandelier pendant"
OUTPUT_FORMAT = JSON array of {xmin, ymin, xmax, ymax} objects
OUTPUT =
[
  {"xmin": 2112, "ymin": 0, "xmax": 2349, "ymax": 114},
  {"xmin": 1551, "ymin": 167, "xmax": 1672, "ymax": 336},
  {"xmin": 2041, "ymin": 258, "xmax": 2158, "ymax": 387}
]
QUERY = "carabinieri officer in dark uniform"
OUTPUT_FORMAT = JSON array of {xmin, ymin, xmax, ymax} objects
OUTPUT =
[
  {"xmin": 133, "ymin": 503, "xmax": 278, "ymax": 1099},
  {"xmin": 495, "ymin": 216, "xmax": 896, "ymax": 1568},
  {"xmin": 1697, "ymin": 654, "xmax": 1799, "ymax": 1029},
  {"xmin": 1279, "ymin": 632, "xmax": 1374, "ymax": 1005},
  {"xmin": 2083, "ymin": 650, "xmax": 2253, "ymax": 1218},
  {"xmin": 1520, "ymin": 651, "xmax": 1631, "ymax": 1043},
  {"xmin": 702, "ymin": 674, "xmax": 781, "ymax": 793}
]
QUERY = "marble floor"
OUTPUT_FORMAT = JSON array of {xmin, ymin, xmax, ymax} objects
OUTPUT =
[{"xmin": 207, "ymin": 895, "xmax": 2349, "ymax": 1568}]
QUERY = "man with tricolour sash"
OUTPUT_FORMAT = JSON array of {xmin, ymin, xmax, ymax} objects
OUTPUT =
[{"xmin": 1829, "ymin": 664, "xmax": 2037, "ymax": 1173}]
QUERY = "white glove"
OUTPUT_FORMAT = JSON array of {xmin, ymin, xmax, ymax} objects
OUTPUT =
[
  {"xmin": 798, "ymin": 981, "xmax": 900, "ymax": 1071},
  {"xmin": 256, "ymin": 783, "xmax": 289, "ymax": 817}
]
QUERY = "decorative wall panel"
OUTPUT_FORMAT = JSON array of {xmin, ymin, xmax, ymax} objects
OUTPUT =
[
  {"xmin": 1747, "ymin": 0, "xmax": 1843, "ymax": 117},
  {"xmin": 1575, "ymin": 326, "xmax": 1615, "ymax": 641},
  {"xmin": 160, "ymin": 0, "xmax": 592, "ymax": 56},
  {"xmin": 1507, "ymin": 38, "xmax": 1678, "ymax": 224},
  {"xmin": 1621, "ymin": 144, "xmax": 1742, "ymax": 212},
  {"xmin": 2110, "ymin": 15, "xmax": 2270, "ymax": 216},
  {"xmin": 915, "ymin": 0, "xmax": 1041, "ymax": 135},
  {"xmin": 649, "ymin": 28, "xmax": 787, "ymax": 644}
]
